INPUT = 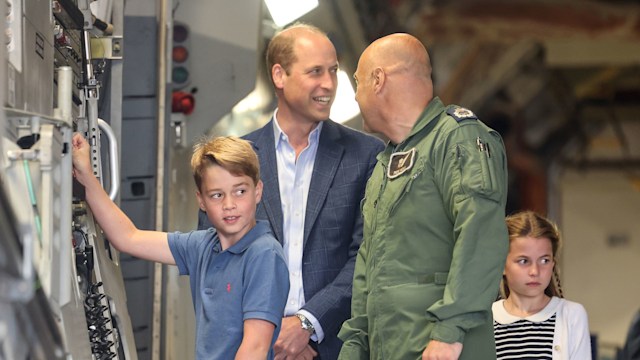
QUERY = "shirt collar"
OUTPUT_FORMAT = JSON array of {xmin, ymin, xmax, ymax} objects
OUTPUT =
[
  {"xmin": 272, "ymin": 108, "xmax": 323, "ymax": 149},
  {"xmin": 226, "ymin": 220, "xmax": 272, "ymax": 254},
  {"xmin": 405, "ymin": 96, "xmax": 445, "ymax": 142},
  {"xmin": 493, "ymin": 297, "xmax": 561, "ymax": 324},
  {"xmin": 376, "ymin": 97, "xmax": 446, "ymax": 166}
]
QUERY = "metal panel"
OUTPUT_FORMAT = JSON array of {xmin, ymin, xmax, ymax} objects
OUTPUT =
[
  {"xmin": 121, "ymin": 118, "xmax": 157, "ymax": 178},
  {"xmin": 122, "ymin": 17, "xmax": 157, "ymax": 97},
  {"xmin": 8, "ymin": 0, "xmax": 55, "ymax": 116}
]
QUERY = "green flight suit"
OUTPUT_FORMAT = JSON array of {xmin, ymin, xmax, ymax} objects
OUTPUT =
[{"xmin": 338, "ymin": 97, "xmax": 509, "ymax": 360}]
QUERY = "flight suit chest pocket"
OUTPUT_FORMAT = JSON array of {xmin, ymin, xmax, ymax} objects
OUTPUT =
[
  {"xmin": 388, "ymin": 161, "xmax": 425, "ymax": 215},
  {"xmin": 361, "ymin": 166, "xmax": 385, "ymax": 232}
]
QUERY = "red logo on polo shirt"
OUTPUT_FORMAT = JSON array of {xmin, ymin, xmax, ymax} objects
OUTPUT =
[{"xmin": 226, "ymin": 283, "xmax": 231, "ymax": 293}]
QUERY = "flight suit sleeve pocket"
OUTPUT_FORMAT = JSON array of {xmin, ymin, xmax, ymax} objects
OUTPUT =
[{"xmin": 455, "ymin": 139, "xmax": 501, "ymax": 202}]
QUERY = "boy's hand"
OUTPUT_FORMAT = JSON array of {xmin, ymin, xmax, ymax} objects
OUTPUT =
[{"xmin": 71, "ymin": 133, "xmax": 94, "ymax": 185}]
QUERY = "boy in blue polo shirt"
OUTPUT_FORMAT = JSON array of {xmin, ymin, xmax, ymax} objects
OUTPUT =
[{"xmin": 72, "ymin": 133, "xmax": 289, "ymax": 359}]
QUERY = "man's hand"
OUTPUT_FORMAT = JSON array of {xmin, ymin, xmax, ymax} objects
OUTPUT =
[
  {"xmin": 293, "ymin": 345, "xmax": 318, "ymax": 360},
  {"xmin": 422, "ymin": 340, "xmax": 463, "ymax": 360},
  {"xmin": 274, "ymin": 316, "xmax": 316, "ymax": 360}
]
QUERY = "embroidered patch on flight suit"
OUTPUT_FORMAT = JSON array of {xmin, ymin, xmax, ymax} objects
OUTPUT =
[
  {"xmin": 446, "ymin": 106, "xmax": 477, "ymax": 122},
  {"xmin": 387, "ymin": 148, "xmax": 416, "ymax": 179}
]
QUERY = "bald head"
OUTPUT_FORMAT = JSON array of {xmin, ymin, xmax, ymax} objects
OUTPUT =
[
  {"xmin": 354, "ymin": 33, "xmax": 434, "ymax": 143},
  {"xmin": 363, "ymin": 33, "xmax": 432, "ymax": 80}
]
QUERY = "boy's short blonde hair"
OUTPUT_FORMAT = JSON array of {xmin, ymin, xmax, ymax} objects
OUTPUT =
[{"xmin": 191, "ymin": 136, "xmax": 260, "ymax": 191}]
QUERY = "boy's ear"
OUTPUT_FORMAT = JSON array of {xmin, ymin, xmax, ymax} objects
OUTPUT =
[
  {"xmin": 255, "ymin": 180, "xmax": 264, "ymax": 204},
  {"xmin": 196, "ymin": 191, "xmax": 206, "ymax": 212}
]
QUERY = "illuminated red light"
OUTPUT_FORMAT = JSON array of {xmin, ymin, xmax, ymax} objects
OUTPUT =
[{"xmin": 172, "ymin": 46, "xmax": 189, "ymax": 63}]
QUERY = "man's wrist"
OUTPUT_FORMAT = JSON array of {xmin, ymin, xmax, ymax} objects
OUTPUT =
[
  {"xmin": 431, "ymin": 322, "xmax": 465, "ymax": 344},
  {"xmin": 295, "ymin": 313, "xmax": 315, "ymax": 335}
]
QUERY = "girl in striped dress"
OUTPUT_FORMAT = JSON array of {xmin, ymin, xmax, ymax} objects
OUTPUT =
[{"xmin": 493, "ymin": 211, "xmax": 592, "ymax": 360}]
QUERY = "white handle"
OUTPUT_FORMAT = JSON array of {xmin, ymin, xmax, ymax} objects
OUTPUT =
[{"xmin": 97, "ymin": 118, "xmax": 120, "ymax": 201}]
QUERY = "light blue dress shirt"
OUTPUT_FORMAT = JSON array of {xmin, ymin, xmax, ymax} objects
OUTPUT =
[{"xmin": 273, "ymin": 110, "xmax": 325, "ymax": 342}]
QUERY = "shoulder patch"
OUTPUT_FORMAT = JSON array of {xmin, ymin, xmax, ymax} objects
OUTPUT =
[{"xmin": 446, "ymin": 106, "xmax": 477, "ymax": 122}]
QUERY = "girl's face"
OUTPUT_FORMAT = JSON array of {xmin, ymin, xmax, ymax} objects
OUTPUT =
[{"xmin": 504, "ymin": 236, "xmax": 555, "ymax": 299}]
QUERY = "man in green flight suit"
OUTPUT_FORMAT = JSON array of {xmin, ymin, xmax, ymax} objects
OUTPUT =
[{"xmin": 338, "ymin": 33, "xmax": 509, "ymax": 360}]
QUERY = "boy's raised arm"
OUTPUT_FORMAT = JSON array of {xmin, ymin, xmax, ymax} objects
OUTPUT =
[{"xmin": 72, "ymin": 133, "xmax": 175, "ymax": 265}]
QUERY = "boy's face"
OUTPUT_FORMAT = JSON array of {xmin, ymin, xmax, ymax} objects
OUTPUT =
[{"xmin": 196, "ymin": 164, "xmax": 262, "ymax": 247}]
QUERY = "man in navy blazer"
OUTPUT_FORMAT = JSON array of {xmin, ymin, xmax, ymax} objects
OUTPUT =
[{"xmin": 198, "ymin": 24, "xmax": 383, "ymax": 359}]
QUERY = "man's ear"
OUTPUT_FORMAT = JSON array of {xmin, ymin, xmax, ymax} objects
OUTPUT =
[
  {"xmin": 272, "ymin": 64, "xmax": 286, "ymax": 89},
  {"xmin": 373, "ymin": 67, "xmax": 385, "ymax": 94}
]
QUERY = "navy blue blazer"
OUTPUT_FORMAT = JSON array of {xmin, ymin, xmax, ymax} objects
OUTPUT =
[{"xmin": 198, "ymin": 119, "xmax": 383, "ymax": 359}]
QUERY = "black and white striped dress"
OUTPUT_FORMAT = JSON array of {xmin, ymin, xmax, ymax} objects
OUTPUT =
[{"xmin": 493, "ymin": 299, "xmax": 557, "ymax": 359}]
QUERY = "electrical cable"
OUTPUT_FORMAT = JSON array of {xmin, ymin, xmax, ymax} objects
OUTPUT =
[{"xmin": 22, "ymin": 159, "xmax": 42, "ymax": 242}]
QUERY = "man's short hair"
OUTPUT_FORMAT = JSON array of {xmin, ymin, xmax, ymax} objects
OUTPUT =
[
  {"xmin": 265, "ymin": 22, "xmax": 328, "ymax": 85},
  {"xmin": 191, "ymin": 136, "xmax": 260, "ymax": 191}
]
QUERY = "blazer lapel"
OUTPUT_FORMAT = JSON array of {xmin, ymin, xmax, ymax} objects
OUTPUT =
[
  {"xmin": 252, "ymin": 121, "xmax": 285, "ymax": 244},
  {"xmin": 304, "ymin": 121, "xmax": 344, "ymax": 245}
]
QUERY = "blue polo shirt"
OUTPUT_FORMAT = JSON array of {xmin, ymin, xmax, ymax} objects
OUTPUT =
[{"xmin": 168, "ymin": 220, "xmax": 289, "ymax": 360}]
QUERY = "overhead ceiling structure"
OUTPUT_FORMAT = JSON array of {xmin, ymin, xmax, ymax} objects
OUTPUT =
[{"xmin": 352, "ymin": 0, "xmax": 640, "ymax": 211}]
